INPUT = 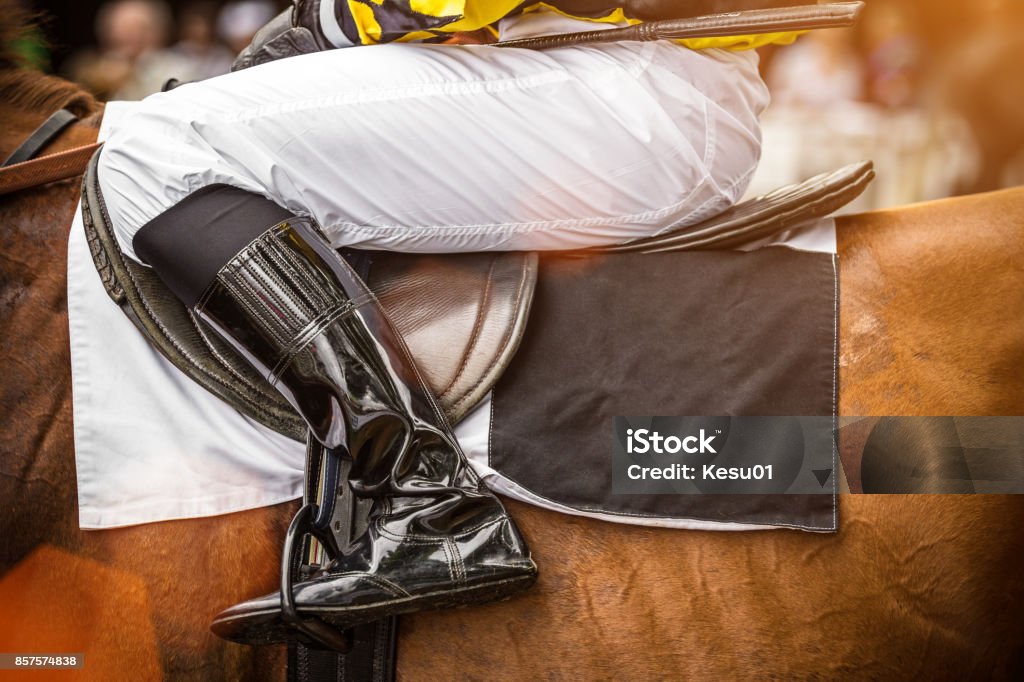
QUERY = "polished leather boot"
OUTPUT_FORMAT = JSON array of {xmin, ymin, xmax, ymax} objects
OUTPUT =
[{"xmin": 192, "ymin": 217, "xmax": 536, "ymax": 645}]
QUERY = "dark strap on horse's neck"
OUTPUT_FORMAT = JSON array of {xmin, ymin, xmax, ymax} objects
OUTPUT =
[
  {"xmin": 3, "ymin": 109, "xmax": 78, "ymax": 166},
  {"xmin": 0, "ymin": 108, "xmax": 100, "ymax": 196}
]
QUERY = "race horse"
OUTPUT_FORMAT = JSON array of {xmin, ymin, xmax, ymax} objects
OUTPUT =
[{"xmin": 2, "ymin": 37, "xmax": 1023, "ymax": 682}]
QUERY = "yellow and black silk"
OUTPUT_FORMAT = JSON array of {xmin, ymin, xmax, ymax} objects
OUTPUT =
[{"xmin": 335, "ymin": 0, "xmax": 802, "ymax": 49}]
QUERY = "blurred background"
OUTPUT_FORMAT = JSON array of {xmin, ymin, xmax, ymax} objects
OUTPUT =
[
  {"xmin": 20, "ymin": 0, "xmax": 287, "ymax": 99},
  {"xmin": 751, "ymin": 0, "xmax": 1024, "ymax": 209},
  {"xmin": 8, "ymin": 0, "xmax": 1024, "ymax": 210}
]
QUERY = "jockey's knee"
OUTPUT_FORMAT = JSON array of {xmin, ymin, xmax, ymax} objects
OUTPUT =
[
  {"xmin": 599, "ymin": 51, "xmax": 766, "ymax": 243},
  {"xmin": 686, "ymin": 50, "xmax": 767, "ymax": 209},
  {"xmin": 706, "ymin": 98, "xmax": 764, "ymax": 207},
  {"xmin": 712, "ymin": 59, "xmax": 767, "ymax": 203},
  {"xmin": 97, "ymin": 93, "xmax": 206, "ymax": 261}
]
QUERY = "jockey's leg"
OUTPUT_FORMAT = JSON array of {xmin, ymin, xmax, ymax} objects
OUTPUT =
[
  {"xmin": 97, "ymin": 39, "xmax": 766, "ymax": 261},
  {"xmin": 93, "ymin": 38, "xmax": 765, "ymax": 645},
  {"xmin": 127, "ymin": 183, "xmax": 537, "ymax": 645}
]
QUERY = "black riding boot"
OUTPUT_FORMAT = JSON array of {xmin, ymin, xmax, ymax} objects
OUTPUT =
[{"xmin": 132, "ymin": 185, "xmax": 537, "ymax": 646}]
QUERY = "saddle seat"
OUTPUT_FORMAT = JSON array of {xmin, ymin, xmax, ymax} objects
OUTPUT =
[{"xmin": 81, "ymin": 157, "xmax": 873, "ymax": 441}]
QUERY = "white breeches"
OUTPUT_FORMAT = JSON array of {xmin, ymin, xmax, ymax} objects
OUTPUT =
[{"xmin": 97, "ymin": 25, "xmax": 768, "ymax": 263}]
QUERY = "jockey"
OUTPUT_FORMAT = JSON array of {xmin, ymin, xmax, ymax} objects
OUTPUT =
[{"xmin": 94, "ymin": 0, "xmax": 798, "ymax": 648}]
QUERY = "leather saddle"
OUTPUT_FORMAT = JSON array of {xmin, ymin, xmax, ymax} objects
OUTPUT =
[{"xmin": 81, "ymin": 156, "xmax": 873, "ymax": 440}]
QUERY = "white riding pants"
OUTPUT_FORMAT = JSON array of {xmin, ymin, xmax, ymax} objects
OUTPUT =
[{"xmin": 97, "ymin": 17, "xmax": 768, "ymax": 263}]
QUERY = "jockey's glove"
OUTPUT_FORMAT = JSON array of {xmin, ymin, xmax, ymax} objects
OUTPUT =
[{"xmin": 232, "ymin": 1, "xmax": 339, "ymax": 71}]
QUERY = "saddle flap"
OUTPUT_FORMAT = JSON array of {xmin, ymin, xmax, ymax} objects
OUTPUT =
[
  {"xmin": 81, "ymin": 150, "xmax": 538, "ymax": 441},
  {"xmin": 370, "ymin": 252, "xmax": 538, "ymax": 424},
  {"xmin": 595, "ymin": 160, "xmax": 875, "ymax": 253}
]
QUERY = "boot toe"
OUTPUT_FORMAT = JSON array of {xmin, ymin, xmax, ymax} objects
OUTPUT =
[{"xmin": 211, "ymin": 561, "xmax": 536, "ymax": 646}]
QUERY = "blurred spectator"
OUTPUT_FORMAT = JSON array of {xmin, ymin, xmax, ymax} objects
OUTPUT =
[
  {"xmin": 931, "ymin": 0, "xmax": 1024, "ymax": 192},
  {"xmin": 217, "ymin": 0, "xmax": 277, "ymax": 57},
  {"xmin": 170, "ymin": 1, "xmax": 234, "ymax": 80},
  {"xmin": 766, "ymin": 28, "xmax": 864, "ymax": 108},
  {"xmin": 752, "ymin": 4, "xmax": 974, "ymax": 212},
  {"xmin": 63, "ymin": 0, "xmax": 191, "ymax": 100},
  {"xmin": 862, "ymin": 3, "xmax": 920, "ymax": 109}
]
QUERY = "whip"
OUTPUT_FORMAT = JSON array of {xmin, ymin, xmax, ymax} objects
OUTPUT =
[{"xmin": 494, "ymin": 2, "xmax": 864, "ymax": 50}]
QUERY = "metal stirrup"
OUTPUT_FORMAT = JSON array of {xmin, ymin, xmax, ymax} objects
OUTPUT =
[{"xmin": 280, "ymin": 504, "xmax": 352, "ymax": 652}]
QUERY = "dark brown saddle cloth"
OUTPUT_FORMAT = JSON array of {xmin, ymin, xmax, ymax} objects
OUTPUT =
[{"xmin": 80, "ymin": 155, "xmax": 872, "ymax": 440}]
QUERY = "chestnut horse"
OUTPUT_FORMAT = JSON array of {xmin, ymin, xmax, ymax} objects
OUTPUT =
[{"xmin": 2, "ymin": 65, "xmax": 1023, "ymax": 680}]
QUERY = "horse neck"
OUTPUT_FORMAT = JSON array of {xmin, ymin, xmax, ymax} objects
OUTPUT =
[
  {"xmin": 0, "ymin": 67, "xmax": 103, "ymax": 272},
  {"xmin": 0, "ymin": 69, "xmax": 103, "ymax": 160},
  {"xmin": 0, "ymin": 67, "xmax": 102, "ymax": 251}
]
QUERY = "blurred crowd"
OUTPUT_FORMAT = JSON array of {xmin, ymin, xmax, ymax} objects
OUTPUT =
[
  {"xmin": 21, "ymin": 0, "xmax": 1024, "ymax": 206},
  {"xmin": 753, "ymin": 0, "xmax": 1024, "ymax": 205},
  {"xmin": 59, "ymin": 0, "xmax": 282, "ymax": 100}
]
